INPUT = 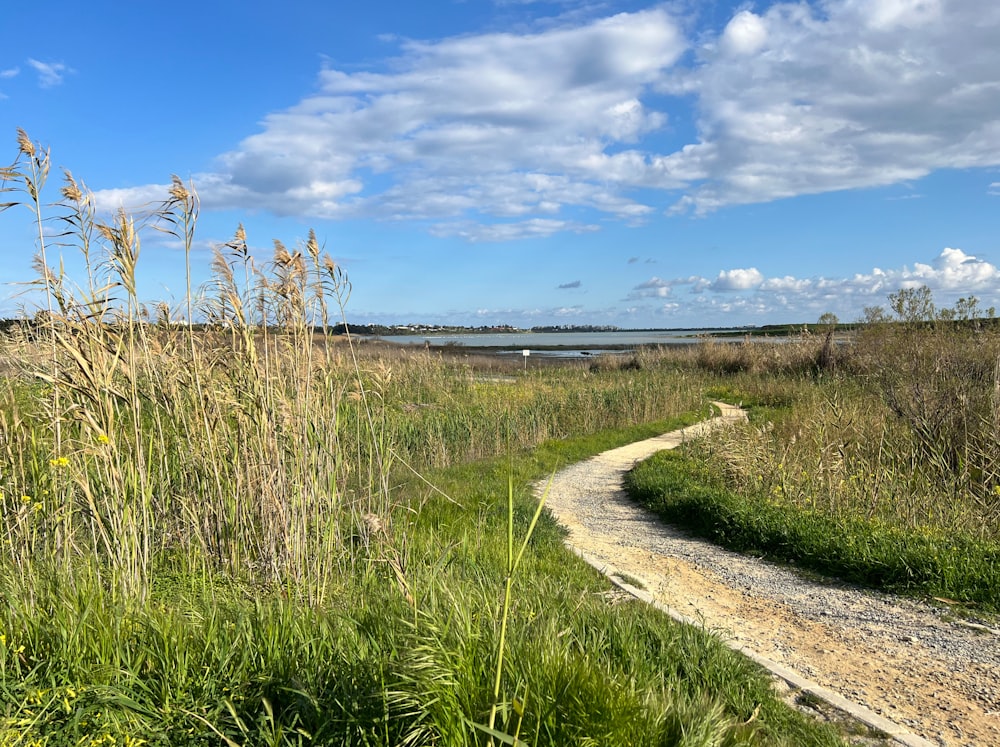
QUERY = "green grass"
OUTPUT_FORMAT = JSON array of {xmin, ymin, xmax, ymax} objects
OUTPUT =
[
  {"xmin": 1, "ymin": 417, "xmax": 848, "ymax": 746},
  {"xmin": 625, "ymin": 448, "xmax": 1000, "ymax": 610}
]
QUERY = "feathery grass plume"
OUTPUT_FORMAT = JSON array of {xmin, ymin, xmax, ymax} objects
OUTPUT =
[
  {"xmin": 16, "ymin": 127, "xmax": 36, "ymax": 157},
  {"xmin": 306, "ymin": 228, "xmax": 320, "ymax": 262},
  {"xmin": 98, "ymin": 208, "xmax": 141, "ymax": 298},
  {"xmin": 59, "ymin": 171, "xmax": 82, "ymax": 203},
  {"xmin": 55, "ymin": 170, "xmax": 102, "ymax": 305}
]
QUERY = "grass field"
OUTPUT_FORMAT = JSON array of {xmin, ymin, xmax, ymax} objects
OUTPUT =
[{"xmin": 4, "ymin": 130, "xmax": 998, "ymax": 745}]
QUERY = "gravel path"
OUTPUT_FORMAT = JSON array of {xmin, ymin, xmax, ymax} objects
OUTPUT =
[{"xmin": 539, "ymin": 404, "xmax": 1000, "ymax": 747}]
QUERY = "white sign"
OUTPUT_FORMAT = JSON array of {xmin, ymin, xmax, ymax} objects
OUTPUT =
[{"xmin": 522, "ymin": 349, "xmax": 530, "ymax": 357}]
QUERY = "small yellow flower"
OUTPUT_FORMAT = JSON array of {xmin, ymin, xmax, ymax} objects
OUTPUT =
[
  {"xmin": 50, "ymin": 456, "xmax": 70, "ymax": 468},
  {"xmin": 97, "ymin": 434, "xmax": 110, "ymax": 444}
]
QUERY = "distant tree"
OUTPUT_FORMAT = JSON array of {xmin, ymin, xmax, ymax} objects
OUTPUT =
[
  {"xmin": 888, "ymin": 285, "xmax": 935, "ymax": 323},
  {"xmin": 861, "ymin": 305, "xmax": 890, "ymax": 325},
  {"xmin": 817, "ymin": 312, "xmax": 839, "ymax": 327},
  {"xmin": 952, "ymin": 296, "xmax": 981, "ymax": 321}
]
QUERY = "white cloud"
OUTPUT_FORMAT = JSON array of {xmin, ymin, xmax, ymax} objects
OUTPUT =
[
  {"xmin": 90, "ymin": 1, "xmax": 1000, "ymax": 236},
  {"xmin": 627, "ymin": 274, "xmax": 711, "ymax": 300},
  {"xmin": 906, "ymin": 247, "xmax": 999, "ymax": 289},
  {"xmin": 430, "ymin": 218, "xmax": 599, "ymax": 242},
  {"xmin": 628, "ymin": 277, "xmax": 672, "ymax": 299},
  {"xmin": 721, "ymin": 11, "xmax": 768, "ymax": 56},
  {"xmin": 760, "ymin": 275, "xmax": 813, "ymax": 292},
  {"xmin": 94, "ymin": 9, "xmax": 686, "ymax": 235},
  {"xmin": 216, "ymin": 9, "xmax": 682, "ymax": 221},
  {"xmin": 27, "ymin": 59, "xmax": 71, "ymax": 88},
  {"xmin": 989, "ymin": 182, "xmax": 1000, "ymax": 195},
  {"xmin": 632, "ymin": 248, "xmax": 1000, "ymax": 323},
  {"xmin": 1, "ymin": 66, "xmax": 19, "ymax": 98},
  {"xmin": 711, "ymin": 267, "xmax": 764, "ymax": 291},
  {"xmin": 663, "ymin": 0, "xmax": 1000, "ymax": 214},
  {"xmin": 843, "ymin": 0, "xmax": 944, "ymax": 31},
  {"xmin": 91, "ymin": 183, "xmax": 175, "ymax": 213}
]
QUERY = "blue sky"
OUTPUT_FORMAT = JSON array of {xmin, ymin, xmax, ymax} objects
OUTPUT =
[{"xmin": 2, "ymin": 0, "xmax": 999, "ymax": 328}]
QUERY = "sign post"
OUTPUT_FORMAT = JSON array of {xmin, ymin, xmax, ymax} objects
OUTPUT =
[{"xmin": 522, "ymin": 349, "xmax": 530, "ymax": 371}]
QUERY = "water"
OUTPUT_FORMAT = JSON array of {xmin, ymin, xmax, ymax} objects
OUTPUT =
[{"xmin": 366, "ymin": 329, "xmax": 748, "ymax": 356}]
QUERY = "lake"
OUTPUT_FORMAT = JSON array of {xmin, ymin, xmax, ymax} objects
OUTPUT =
[{"xmin": 366, "ymin": 329, "xmax": 749, "ymax": 357}]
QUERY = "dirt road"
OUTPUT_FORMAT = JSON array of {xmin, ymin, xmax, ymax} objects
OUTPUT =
[{"xmin": 539, "ymin": 404, "xmax": 1000, "ymax": 747}]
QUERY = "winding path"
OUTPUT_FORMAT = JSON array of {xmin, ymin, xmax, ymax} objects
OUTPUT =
[{"xmin": 538, "ymin": 404, "xmax": 1000, "ymax": 747}]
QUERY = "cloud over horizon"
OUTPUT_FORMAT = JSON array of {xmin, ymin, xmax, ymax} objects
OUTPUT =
[{"xmin": 628, "ymin": 248, "xmax": 1000, "ymax": 323}]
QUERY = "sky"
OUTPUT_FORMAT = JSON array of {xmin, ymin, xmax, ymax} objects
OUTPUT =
[{"xmin": 1, "ymin": 0, "xmax": 999, "ymax": 328}]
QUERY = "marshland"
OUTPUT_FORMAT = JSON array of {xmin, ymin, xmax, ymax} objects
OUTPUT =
[{"xmin": 2, "ymin": 133, "xmax": 999, "ymax": 745}]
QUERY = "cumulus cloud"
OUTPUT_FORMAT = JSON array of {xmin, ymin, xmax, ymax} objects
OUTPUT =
[
  {"xmin": 94, "ymin": 9, "xmax": 690, "ymax": 234},
  {"xmin": 711, "ymin": 268, "xmax": 764, "ymax": 291},
  {"xmin": 906, "ymin": 247, "xmax": 999, "ymax": 289},
  {"xmin": 141, "ymin": 9, "xmax": 685, "ymax": 228},
  {"xmin": 633, "ymin": 248, "xmax": 1000, "ymax": 323},
  {"xmin": 721, "ymin": 11, "xmax": 768, "ymax": 56},
  {"xmin": 627, "ymin": 274, "xmax": 711, "ymax": 300},
  {"xmin": 92, "ymin": 1, "xmax": 1000, "ymax": 237},
  {"xmin": 662, "ymin": 0, "xmax": 1000, "ymax": 214},
  {"xmin": 628, "ymin": 276, "xmax": 672, "ymax": 299},
  {"xmin": 92, "ymin": 182, "xmax": 176, "ymax": 213}
]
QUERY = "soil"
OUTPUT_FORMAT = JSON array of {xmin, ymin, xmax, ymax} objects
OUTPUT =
[{"xmin": 539, "ymin": 404, "xmax": 1000, "ymax": 747}]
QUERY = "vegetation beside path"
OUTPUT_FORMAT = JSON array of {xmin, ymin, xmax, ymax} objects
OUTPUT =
[
  {"xmin": 626, "ymin": 448, "xmax": 1000, "ymax": 609},
  {"xmin": 627, "ymin": 307, "xmax": 1000, "ymax": 613},
  {"xmin": 1, "ymin": 133, "xmax": 847, "ymax": 746},
  {"xmin": 1, "ymin": 412, "xmax": 849, "ymax": 746}
]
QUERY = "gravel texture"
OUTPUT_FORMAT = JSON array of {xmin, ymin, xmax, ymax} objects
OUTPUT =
[{"xmin": 539, "ymin": 404, "xmax": 1000, "ymax": 747}]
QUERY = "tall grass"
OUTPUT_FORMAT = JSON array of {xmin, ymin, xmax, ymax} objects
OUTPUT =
[
  {"xmin": 2, "ymin": 134, "xmax": 367, "ymax": 602},
  {"xmin": 1, "ymin": 133, "xmax": 851, "ymax": 745},
  {"xmin": 626, "ymin": 311, "xmax": 1000, "ymax": 608},
  {"xmin": 692, "ymin": 321, "xmax": 1000, "ymax": 540}
]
